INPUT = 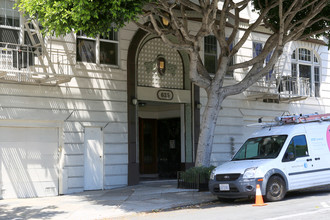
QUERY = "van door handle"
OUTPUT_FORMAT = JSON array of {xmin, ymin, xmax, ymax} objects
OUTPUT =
[
  {"xmin": 306, "ymin": 158, "xmax": 312, "ymax": 162},
  {"xmin": 315, "ymin": 157, "xmax": 320, "ymax": 160}
]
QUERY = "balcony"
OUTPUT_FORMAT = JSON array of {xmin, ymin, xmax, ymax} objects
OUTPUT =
[
  {"xmin": 277, "ymin": 76, "xmax": 310, "ymax": 102},
  {"xmin": 0, "ymin": 42, "xmax": 73, "ymax": 85},
  {"xmin": 246, "ymin": 75, "xmax": 310, "ymax": 103}
]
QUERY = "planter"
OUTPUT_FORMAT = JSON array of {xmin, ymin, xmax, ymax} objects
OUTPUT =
[{"xmin": 177, "ymin": 171, "xmax": 210, "ymax": 191}]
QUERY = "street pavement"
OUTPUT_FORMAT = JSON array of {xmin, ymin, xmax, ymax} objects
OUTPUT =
[{"xmin": 0, "ymin": 180, "xmax": 216, "ymax": 220}]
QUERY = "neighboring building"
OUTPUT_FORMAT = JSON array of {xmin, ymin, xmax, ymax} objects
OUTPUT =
[{"xmin": 0, "ymin": 1, "xmax": 329, "ymax": 199}]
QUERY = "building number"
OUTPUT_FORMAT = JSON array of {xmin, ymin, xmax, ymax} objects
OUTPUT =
[{"xmin": 157, "ymin": 90, "xmax": 173, "ymax": 100}]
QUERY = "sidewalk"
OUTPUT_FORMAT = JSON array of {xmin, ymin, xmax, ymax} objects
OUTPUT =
[{"xmin": 0, "ymin": 180, "xmax": 216, "ymax": 220}]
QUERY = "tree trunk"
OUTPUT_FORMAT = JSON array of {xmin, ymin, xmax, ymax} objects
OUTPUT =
[{"xmin": 195, "ymin": 87, "xmax": 225, "ymax": 167}]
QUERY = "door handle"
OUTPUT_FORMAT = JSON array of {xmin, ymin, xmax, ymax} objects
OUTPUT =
[
  {"xmin": 306, "ymin": 158, "xmax": 312, "ymax": 162},
  {"xmin": 315, "ymin": 157, "xmax": 320, "ymax": 160}
]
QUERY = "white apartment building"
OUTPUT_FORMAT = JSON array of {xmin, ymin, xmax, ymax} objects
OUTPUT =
[{"xmin": 0, "ymin": 0, "xmax": 329, "ymax": 199}]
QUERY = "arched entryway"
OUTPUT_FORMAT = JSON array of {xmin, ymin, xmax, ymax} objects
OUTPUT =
[{"xmin": 127, "ymin": 29, "xmax": 200, "ymax": 185}]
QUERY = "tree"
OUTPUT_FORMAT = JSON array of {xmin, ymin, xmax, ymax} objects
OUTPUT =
[{"xmin": 18, "ymin": 0, "xmax": 330, "ymax": 167}]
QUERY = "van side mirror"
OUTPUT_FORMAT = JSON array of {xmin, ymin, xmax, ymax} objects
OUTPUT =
[
  {"xmin": 282, "ymin": 152, "xmax": 295, "ymax": 162},
  {"xmin": 288, "ymin": 152, "xmax": 295, "ymax": 160}
]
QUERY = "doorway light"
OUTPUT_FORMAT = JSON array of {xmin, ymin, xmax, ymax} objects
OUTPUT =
[{"xmin": 132, "ymin": 98, "xmax": 138, "ymax": 105}]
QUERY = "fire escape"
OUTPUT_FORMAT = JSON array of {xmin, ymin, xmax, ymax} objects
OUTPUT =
[
  {"xmin": 246, "ymin": 52, "xmax": 310, "ymax": 103},
  {"xmin": 0, "ymin": 18, "xmax": 73, "ymax": 85}
]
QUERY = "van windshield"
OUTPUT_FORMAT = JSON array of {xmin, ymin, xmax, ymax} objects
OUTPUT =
[{"xmin": 232, "ymin": 135, "xmax": 287, "ymax": 160}]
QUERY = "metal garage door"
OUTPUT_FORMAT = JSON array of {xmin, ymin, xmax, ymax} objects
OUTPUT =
[{"xmin": 0, "ymin": 127, "xmax": 59, "ymax": 199}]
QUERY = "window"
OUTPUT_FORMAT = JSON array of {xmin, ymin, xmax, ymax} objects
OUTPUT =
[
  {"xmin": 99, "ymin": 31, "xmax": 118, "ymax": 65},
  {"xmin": 253, "ymin": 42, "xmax": 263, "ymax": 58},
  {"xmin": 0, "ymin": 0, "xmax": 36, "ymax": 69},
  {"xmin": 291, "ymin": 63, "xmax": 297, "ymax": 77},
  {"xmin": 282, "ymin": 135, "xmax": 309, "ymax": 162},
  {"xmin": 76, "ymin": 29, "xmax": 118, "ymax": 65},
  {"xmin": 204, "ymin": 35, "xmax": 234, "ymax": 76},
  {"xmin": 232, "ymin": 135, "xmax": 287, "ymax": 160},
  {"xmin": 291, "ymin": 48, "xmax": 321, "ymax": 97},
  {"xmin": 76, "ymin": 33, "xmax": 96, "ymax": 63},
  {"xmin": 0, "ymin": 28, "xmax": 19, "ymax": 45},
  {"xmin": 314, "ymin": 66, "xmax": 320, "ymax": 97},
  {"xmin": 204, "ymin": 35, "xmax": 217, "ymax": 74},
  {"xmin": 253, "ymin": 41, "xmax": 273, "ymax": 78},
  {"xmin": 0, "ymin": 0, "xmax": 20, "ymax": 27},
  {"xmin": 0, "ymin": 0, "xmax": 20, "ymax": 46},
  {"xmin": 298, "ymin": 48, "xmax": 311, "ymax": 61}
]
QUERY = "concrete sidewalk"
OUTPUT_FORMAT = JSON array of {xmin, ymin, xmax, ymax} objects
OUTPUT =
[{"xmin": 0, "ymin": 180, "xmax": 216, "ymax": 220}]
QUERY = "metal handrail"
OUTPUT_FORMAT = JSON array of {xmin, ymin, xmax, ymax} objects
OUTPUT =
[
  {"xmin": 278, "ymin": 76, "xmax": 310, "ymax": 97},
  {"xmin": 0, "ymin": 42, "xmax": 73, "ymax": 84},
  {"xmin": 0, "ymin": 42, "xmax": 73, "ymax": 70}
]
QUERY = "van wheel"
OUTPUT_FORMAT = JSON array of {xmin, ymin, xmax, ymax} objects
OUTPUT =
[{"xmin": 265, "ymin": 176, "xmax": 286, "ymax": 202}]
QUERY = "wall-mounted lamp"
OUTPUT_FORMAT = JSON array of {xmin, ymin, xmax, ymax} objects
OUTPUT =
[
  {"xmin": 161, "ymin": 13, "xmax": 170, "ymax": 27},
  {"xmin": 196, "ymin": 102, "xmax": 202, "ymax": 110},
  {"xmin": 162, "ymin": 17, "xmax": 169, "ymax": 26},
  {"xmin": 157, "ymin": 55, "xmax": 166, "ymax": 76},
  {"xmin": 132, "ymin": 98, "xmax": 138, "ymax": 106}
]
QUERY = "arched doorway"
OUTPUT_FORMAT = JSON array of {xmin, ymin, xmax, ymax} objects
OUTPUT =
[{"xmin": 127, "ymin": 29, "xmax": 200, "ymax": 185}]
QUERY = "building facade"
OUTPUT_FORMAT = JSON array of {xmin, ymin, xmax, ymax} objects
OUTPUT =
[{"xmin": 0, "ymin": 1, "xmax": 329, "ymax": 199}]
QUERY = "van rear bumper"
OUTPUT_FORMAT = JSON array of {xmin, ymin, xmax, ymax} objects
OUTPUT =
[{"xmin": 209, "ymin": 178, "xmax": 264, "ymax": 199}]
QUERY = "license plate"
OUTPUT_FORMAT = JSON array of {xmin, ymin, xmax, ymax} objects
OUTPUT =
[{"xmin": 219, "ymin": 184, "xmax": 230, "ymax": 191}]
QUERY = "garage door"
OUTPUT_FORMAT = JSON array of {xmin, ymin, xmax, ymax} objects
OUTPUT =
[{"xmin": 0, "ymin": 127, "xmax": 59, "ymax": 199}]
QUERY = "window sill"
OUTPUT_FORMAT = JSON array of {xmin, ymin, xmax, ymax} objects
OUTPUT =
[{"xmin": 76, "ymin": 61, "xmax": 120, "ymax": 69}]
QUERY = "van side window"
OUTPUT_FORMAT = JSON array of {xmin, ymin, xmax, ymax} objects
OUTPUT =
[{"xmin": 282, "ymin": 135, "xmax": 309, "ymax": 162}]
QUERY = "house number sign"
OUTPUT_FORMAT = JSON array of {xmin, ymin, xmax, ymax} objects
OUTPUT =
[{"xmin": 157, "ymin": 90, "xmax": 173, "ymax": 100}]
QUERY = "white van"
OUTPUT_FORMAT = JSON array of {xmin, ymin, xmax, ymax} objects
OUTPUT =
[{"xmin": 209, "ymin": 113, "xmax": 330, "ymax": 202}]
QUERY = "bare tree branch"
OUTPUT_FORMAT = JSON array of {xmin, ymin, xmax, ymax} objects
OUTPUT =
[
  {"xmin": 223, "ymin": 46, "xmax": 283, "ymax": 97},
  {"xmin": 190, "ymin": 52, "xmax": 212, "ymax": 88},
  {"xmin": 231, "ymin": 1, "xmax": 278, "ymax": 58},
  {"xmin": 229, "ymin": 0, "xmax": 250, "ymax": 10},
  {"xmin": 278, "ymin": 0, "xmax": 284, "ymax": 47},
  {"xmin": 228, "ymin": 5, "xmax": 240, "ymax": 57},
  {"xmin": 299, "ymin": 27, "xmax": 330, "ymax": 40},
  {"xmin": 178, "ymin": 0, "xmax": 203, "ymax": 13},
  {"xmin": 229, "ymin": 33, "xmax": 279, "ymax": 71}
]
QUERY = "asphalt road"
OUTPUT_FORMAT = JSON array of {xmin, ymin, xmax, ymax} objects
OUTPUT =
[{"xmin": 120, "ymin": 186, "xmax": 330, "ymax": 220}]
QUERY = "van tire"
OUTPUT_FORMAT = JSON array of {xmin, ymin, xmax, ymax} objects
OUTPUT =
[{"xmin": 265, "ymin": 176, "xmax": 286, "ymax": 202}]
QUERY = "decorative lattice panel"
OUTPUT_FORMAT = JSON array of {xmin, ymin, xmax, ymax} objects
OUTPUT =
[{"xmin": 138, "ymin": 38, "xmax": 184, "ymax": 89}]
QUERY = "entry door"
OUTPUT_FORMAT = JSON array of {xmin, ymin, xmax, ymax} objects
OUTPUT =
[
  {"xmin": 157, "ymin": 118, "xmax": 181, "ymax": 178},
  {"xmin": 139, "ymin": 119, "xmax": 158, "ymax": 174},
  {"xmin": 84, "ymin": 127, "xmax": 103, "ymax": 190}
]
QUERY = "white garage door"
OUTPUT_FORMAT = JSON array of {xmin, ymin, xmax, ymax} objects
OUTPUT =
[{"xmin": 0, "ymin": 127, "xmax": 59, "ymax": 199}]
